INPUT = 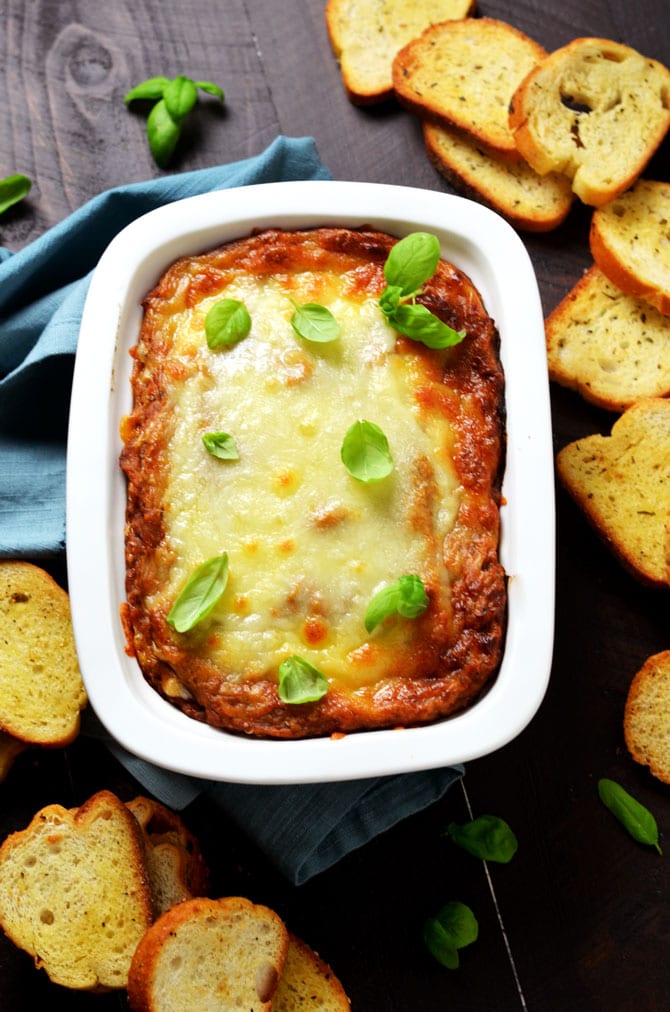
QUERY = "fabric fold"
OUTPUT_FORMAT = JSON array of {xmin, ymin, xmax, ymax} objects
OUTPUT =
[{"xmin": 1, "ymin": 136, "xmax": 464, "ymax": 884}]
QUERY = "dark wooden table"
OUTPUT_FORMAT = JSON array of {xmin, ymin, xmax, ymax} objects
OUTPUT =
[{"xmin": 1, "ymin": 2, "xmax": 669, "ymax": 1009}]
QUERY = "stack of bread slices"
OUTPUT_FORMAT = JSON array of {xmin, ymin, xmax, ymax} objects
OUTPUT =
[
  {"xmin": 327, "ymin": 7, "xmax": 670, "ymax": 780},
  {"xmin": 0, "ymin": 788, "xmax": 350, "ymax": 1007}
]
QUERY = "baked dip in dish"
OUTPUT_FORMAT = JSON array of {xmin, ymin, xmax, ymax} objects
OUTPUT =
[
  {"xmin": 67, "ymin": 180, "xmax": 554, "ymax": 782},
  {"xmin": 119, "ymin": 225, "xmax": 505, "ymax": 739}
]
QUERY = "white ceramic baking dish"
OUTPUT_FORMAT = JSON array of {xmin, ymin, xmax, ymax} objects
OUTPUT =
[{"xmin": 66, "ymin": 179, "xmax": 555, "ymax": 784}]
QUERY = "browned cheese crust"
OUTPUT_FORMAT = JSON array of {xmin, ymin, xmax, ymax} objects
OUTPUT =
[{"xmin": 119, "ymin": 227, "xmax": 506, "ymax": 738}]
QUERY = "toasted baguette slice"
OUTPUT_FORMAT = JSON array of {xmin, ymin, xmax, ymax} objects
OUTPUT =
[
  {"xmin": 0, "ymin": 790, "xmax": 153, "ymax": 991},
  {"xmin": 325, "ymin": 0, "xmax": 475, "ymax": 105},
  {"xmin": 394, "ymin": 17, "xmax": 547, "ymax": 161},
  {"xmin": 126, "ymin": 796, "xmax": 210, "ymax": 917},
  {"xmin": 424, "ymin": 120, "xmax": 573, "ymax": 232},
  {"xmin": 127, "ymin": 896, "xmax": 289, "ymax": 1011},
  {"xmin": 624, "ymin": 650, "xmax": 670, "ymax": 784},
  {"xmin": 545, "ymin": 265, "xmax": 670, "ymax": 410},
  {"xmin": 556, "ymin": 398, "xmax": 670, "ymax": 587},
  {"xmin": 274, "ymin": 932, "xmax": 351, "ymax": 1010},
  {"xmin": 590, "ymin": 180, "xmax": 670, "ymax": 316},
  {"xmin": 0, "ymin": 561, "xmax": 87, "ymax": 746},
  {"xmin": 509, "ymin": 38, "xmax": 670, "ymax": 206},
  {"xmin": 0, "ymin": 730, "xmax": 28, "ymax": 781}
]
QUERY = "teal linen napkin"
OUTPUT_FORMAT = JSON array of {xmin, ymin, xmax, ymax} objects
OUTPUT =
[{"xmin": 0, "ymin": 136, "xmax": 463, "ymax": 883}]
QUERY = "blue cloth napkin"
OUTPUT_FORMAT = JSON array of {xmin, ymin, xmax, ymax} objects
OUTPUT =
[{"xmin": 0, "ymin": 136, "xmax": 463, "ymax": 883}]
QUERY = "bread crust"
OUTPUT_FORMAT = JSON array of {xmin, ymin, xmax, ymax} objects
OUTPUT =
[
  {"xmin": 423, "ymin": 120, "xmax": 573, "ymax": 233},
  {"xmin": 509, "ymin": 38, "xmax": 670, "ymax": 206},
  {"xmin": 589, "ymin": 180, "xmax": 670, "ymax": 316},
  {"xmin": 545, "ymin": 265, "xmax": 670, "ymax": 411},
  {"xmin": 120, "ymin": 226, "xmax": 506, "ymax": 739},
  {"xmin": 556, "ymin": 398, "xmax": 670, "ymax": 588},
  {"xmin": 127, "ymin": 896, "xmax": 289, "ymax": 1011},
  {"xmin": 325, "ymin": 0, "xmax": 476, "ymax": 105},
  {"xmin": 394, "ymin": 17, "xmax": 547, "ymax": 162},
  {"xmin": 624, "ymin": 650, "xmax": 670, "ymax": 784}
]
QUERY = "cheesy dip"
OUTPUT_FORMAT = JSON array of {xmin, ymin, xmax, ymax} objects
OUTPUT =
[{"xmin": 120, "ymin": 227, "xmax": 506, "ymax": 738}]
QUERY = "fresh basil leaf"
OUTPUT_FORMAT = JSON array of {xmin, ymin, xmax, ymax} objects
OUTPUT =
[
  {"xmin": 278, "ymin": 655, "xmax": 328, "ymax": 704},
  {"xmin": 598, "ymin": 778, "xmax": 662, "ymax": 854},
  {"xmin": 384, "ymin": 232, "xmax": 441, "ymax": 297},
  {"xmin": 341, "ymin": 420, "xmax": 393, "ymax": 483},
  {"xmin": 124, "ymin": 76, "xmax": 170, "ymax": 103},
  {"xmin": 205, "ymin": 299, "xmax": 252, "ymax": 348},
  {"xmin": 0, "ymin": 174, "xmax": 31, "ymax": 217},
  {"xmin": 167, "ymin": 553, "xmax": 229, "ymax": 633},
  {"xmin": 365, "ymin": 575, "xmax": 428, "ymax": 633},
  {"xmin": 196, "ymin": 80, "xmax": 225, "ymax": 101},
  {"xmin": 202, "ymin": 432, "xmax": 239, "ymax": 460},
  {"xmin": 163, "ymin": 74, "xmax": 198, "ymax": 122},
  {"xmin": 388, "ymin": 303, "xmax": 466, "ymax": 349},
  {"xmin": 423, "ymin": 901, "xmax": 478, "ymax": 970},
  {"xmin": 378, "ymin": 284, "xmax": 402, "ymax": 317},
  {"xmin": 146, "ymin": 99, "xmax": 181, "ymax": 168},
  {"xmin": 290, "ymin": 302, "xmax": 341, "ymax": 343},
  {"xmin": 447, "ymin": 815, "xmax": 518, "ymax": 863}
]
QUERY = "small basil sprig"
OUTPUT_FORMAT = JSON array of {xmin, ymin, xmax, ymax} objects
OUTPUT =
[
  {"xmin": 202, "ymin": 432, "xmax": 239, "ymax": 460},
  {"xmin": 598, "ymin": 778, "xmax": 662, "ymax": 854},
  {"xmin": 167, "ymin": 553, "xmax": 229, "ymax": 633},
  {"xmin": 341, "ymin": 420, "xmax": 393, "ymax": 482},
  {"xmin": 379, "ymin": 232, "xmax": 466, "ymax": 349},
  {"xmin": 446, "ymin": 814, "xmax": 518, "ymax": 863},
  {"xmin": 125, "ymin": 74, "xmax": 225, "ymax": 168},
  {"xmin": 205, "ymin": 299, "xmax": 251, "ymax": 348},
  {"xmin": 291, "ymin": 302, "xmax": 341, "ymax": 343},
  {"xmin": 423, "ymin": 901, "xmax": 479, "ymax": 970},
  {"xmin": 365, "ymin": 575, "xmax": 428, "ymax": 633},
  {"xmin": 0, "ymin": 174, "xmax": 31, "ymax": 217},
  {"xmin": 278, "ymin": 655, "xmax": 328, "ymax": 704}
]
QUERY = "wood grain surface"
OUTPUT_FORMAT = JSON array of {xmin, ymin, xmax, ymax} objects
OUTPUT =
[{"xmin": 1, "ymin": 1, "xmax": 669, "ymax": 1009}]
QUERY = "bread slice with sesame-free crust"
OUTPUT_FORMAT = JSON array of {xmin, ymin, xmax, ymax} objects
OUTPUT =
[
  {"xmin": 127, "ymin": 896, "xmax": 289, "ymax": 1011},
  {"xmin": 0, "ymin": 560, "xmax": 87, "ymax": 746},
  {"xmin": 590, "ymin": 180, "xmax": 670, "ymax": 316},
  {"xmin": 0, "ymin": 790, "xmax": 153, "ymax": 991},
  {"xmin": 424, "ymin": 119, "xmax": 573, "ymax": 232},
  {"xmin": 394, "ymin": 17, "xmax": 548, "ymax": 162},
  {"xmin": 556, "ymin": 398, "xmax": 670, "ymax": 588},
  {"xmin": 325, "ymin": 0, "xmax": 475, "ymax": 105},
  {"xmin": 624, "ymin": 650, "xmax": 670, "ymax": 784},
  {"xmin": 509, "ymin": 37, "xmax": 670, "ymax": 207},
  {"xmin": 545, "ymin": 264, "xmax": 670, "ymax": 411}
]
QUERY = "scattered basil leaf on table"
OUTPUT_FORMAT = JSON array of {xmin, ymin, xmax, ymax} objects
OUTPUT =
[
  {"xmin": 125, "ymin": 74, "xmax": 225, "ymax": 167},
  {"xmin": 195, "ymin": 80, "xmax": 225, "ymax": 99},
  {"xmin": 124, "ymin": 76, "xmax": 171, "ymax": 102},
  {"xmin": 0, "ymin": 174, "xmax": 31, "ymax": 217},
  {"xmin": 365, "ymin": 575, "xmax": 429, "ymax": 633},
  {"xmin": 278, "ymin": 656, "xmax": 328, "ymax": 704},
  {"xmin": 379, "ymin": 231, "xmax": 466, "ymax": 350},
  {"xmin": 146, "ymin": 100, "xmax": 182, "ymax": 169},
  {"xmin": 447, "ymin": 814, "xmax": 518, "ymax": 863},
  {"xmin": 597, "ymin": 778, "xmax": 662, "ymax": 854},
  {"xmin": 167, "ymin": 553, "xmax": 229, "ymax": 633},
  {"xmin": 163, "ymin": 74, "xmax": 199, "ymax": 122},
  {"xmin": 205, "ymin": 299, "xmax": 251, "ymax": 348},
  {"xmin": 341, "ymin": 420, "xmax": 393, "ymax": 482},
  {"xmin": 202, "ymin": 432, "xmax": 239, "ymax": 460},
  {"xmin": 291, "ymin": 303, "xmax": 341, "ymax": 343},
  {"xmin": 423, "ymin": 901, "xmax": 479, "ymax": 970}
]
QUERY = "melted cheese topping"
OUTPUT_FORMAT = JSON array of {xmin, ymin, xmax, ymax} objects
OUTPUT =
[{"xmin": 156, "ymin": 269, "xmax": 462, "ymax": 689}]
